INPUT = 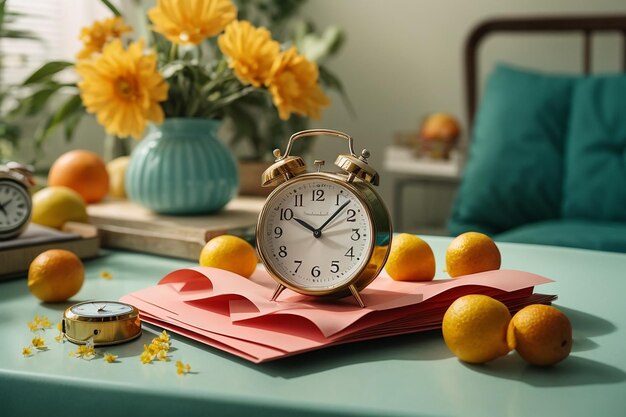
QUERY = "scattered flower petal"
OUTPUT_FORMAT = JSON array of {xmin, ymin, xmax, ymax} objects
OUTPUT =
[
  {"xmin": 176, "ymin": 360, "xmax": 191, "ymax": 375},
  {"xmin": 22, "ymin": 346, "xmax": 33, "ymax": 357},
  {"xmin": 70, "ymin": 344, "xmax": 97, "ymax": 360},
  {"xmin": 140, "ymin": 350, "xmax": 154, "ymax": 364},
  {"xmin": 32, "ymin": 336, "xmax": 45, "ymax": 349},
  {"xmin": 100, "ymin": 271, "xmax": 113, "ymax": 280},
  {"xmin": 54, "ymin": 333, "xmax": 64, "ymax": 343},
  {"xmin": 104, "ymin": 353, "xmax": 118, "ymax": 363}
]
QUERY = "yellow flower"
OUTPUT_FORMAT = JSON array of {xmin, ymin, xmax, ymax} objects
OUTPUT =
[
  {"xmin": 76, "ymin": 16, "xmax": 132, "ymax": 60},
  {"xmin": 103, "ymin": 353, "xmax": 118, "ymax": 363},
  {"xmin": 148, "ymin": 0, "xmax": 236, "ymax": 45},
  {"xmin": 32, "ymin": 336, "xmax": 45, "ymax": 349},
  {"xmin": 267, "ymin": 47, "xmax": 330, "ymax": 120},
  {"xmin": 56, "ymin": 322, "xmax": 63, "ymax": 332},
  {"xmin": 77, "ymin": 39, "xmax": 168, "ymax": 139},
  {"xmin": 100, "ymin": 271, "xmax": 113, "ymax": 280},
  {"xmin": 218, "ymin": 20, "xmax": 280, "ymax": 87},
  {"xmin": 156, "ymin": 350, "xmax": 169, "ymax": 362},
  {"xmin": 157, "ymin": 330, "xmax": 170, "ymax": 343},
  {"xmin": 140, "ymin": 350, "xmax": 154, "ymax": 364},
  {"xmin": 22, "ymin": 346, "xmax": 33, "ymax": 357},
  {"xmin": 54, "ymin": 333, "xmax": 64, "ymax": 343},
  {"xmin": 28, "ymin": 315, "xmax": 52, "ymax": 332},
  {"xmin": 70, "ymin": 344, "xmax": 97, "ymax": 360},
  {"xmin": 176, "ymin": 360, "xmax": 191, "ymax": 375}
]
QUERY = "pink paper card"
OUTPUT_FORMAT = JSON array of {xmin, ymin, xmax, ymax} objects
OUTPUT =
[{"xmin": 120, "ymin": 266, "xmax": 554, "ymax": 363}]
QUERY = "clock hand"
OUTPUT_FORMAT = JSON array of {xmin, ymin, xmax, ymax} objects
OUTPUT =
[
  {"xmin": 97, "ymin": 304, "xmax": 108, "ymax": 312},
  {"xmin": 316, "ymin": 200, "xmax": 350, "ymax": 234},
  {"xmin": 0, "ymin": 201, "xmax": 8, "ymax": 217},
  {"xmin": 293, "ymin": 217, "xmax": 316, "ymax": 232},
  {"xmin": 293, "ymin": 217, "xmax": 322, "ymax": 238}
]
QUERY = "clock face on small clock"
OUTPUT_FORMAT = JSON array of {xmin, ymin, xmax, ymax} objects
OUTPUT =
[
  {"xmin": 258, "ymin": 176, "xmax": 375, "ymax": 292},
  {"xmin": 0, "ymin": 180, "xmax": 31, "ymax": 235},
  {"xmin": 70, "ymin": 301, "xmax": 134, "ymax": 318}
]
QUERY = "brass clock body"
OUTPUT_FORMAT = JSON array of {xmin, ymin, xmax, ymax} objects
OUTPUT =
[
  {"xmin": 256, "ymin": 129, "xmax": 392, "ymax": 307},
  {"xmin": 63, "ymin": 301, "xmax": 142, "ymax": 346}
]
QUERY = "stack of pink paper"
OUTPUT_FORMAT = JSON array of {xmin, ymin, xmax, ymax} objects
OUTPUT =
[{"xmin": 120, "ymin": 267, "xmax": 555, "ymax": 363}]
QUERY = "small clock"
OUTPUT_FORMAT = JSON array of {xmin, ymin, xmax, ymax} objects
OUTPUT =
[
  {"xmin": 63, "ymin": 301, "xmax": 142, "ymax": 346},
  {"xmin": 0, "ymin": 162, "xmax": 34, "ymax": 240},
  {"xmin": 256, "ymin": 129, "xmax": 392, "ymax": 307}
]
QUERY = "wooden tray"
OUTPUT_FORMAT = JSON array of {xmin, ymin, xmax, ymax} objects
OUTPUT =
[{"xmin": 87, "ymin": 197, "xmax": 264, "ymax": 260}]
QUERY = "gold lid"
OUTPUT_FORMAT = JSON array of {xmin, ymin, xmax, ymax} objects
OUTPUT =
[
  {"xmin": 334, "ymin": 152, "xmax": 379, "ymax": 185},
  {"xmin": 261, "ymin": 156, "xmax": 307, "ymax": 187}
]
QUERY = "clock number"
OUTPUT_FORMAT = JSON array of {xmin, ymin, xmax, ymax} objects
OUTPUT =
[
  {"xmin": 294, "ymin": 194, "xmax": 303, "ymax": 207},
  {"xmin": 336, "ymin": 194, "xmax": 341, "ymax": 206},
  {"xmin": 311, "ymin": 266, "xmax": 321, "ymax": 277},
  {"xmin": 280, "ymin": 208, "xmax": 293, "ymax": 221},
  {"xmin": 351, "ymin": 228, "xmax": 361, "ymax": 241},
  {"xmin": 345, "ymin": 247, "xmax": 355, "ymax": 259},
  {"xmin": 274, "ymin": 226, "xmax": 283, "ymax": 238},
  {"xmin": 330, "ymin": 261, "xmax": 340, "ymax": 273},
  {"xmin": 294, "ymin": 260, "xmax": 302, "ymax": 273},
  {"xmin": 346, "ymin": 209, "xmax": 356, "ymax": 222},
  {"xmin": 311, "ymin": 189, "xmax": 325, "ymax": 201},
  {"xmin": 279, "ymin": 246, "xmax": 287, "ymax": 258}
]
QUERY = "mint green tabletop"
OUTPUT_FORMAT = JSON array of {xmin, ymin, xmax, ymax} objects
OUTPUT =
[{"xmin": 1, "ymin": 237, "xmax": 625, "ymax": 417}]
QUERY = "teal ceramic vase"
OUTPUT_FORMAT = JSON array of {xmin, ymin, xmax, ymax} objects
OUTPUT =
[{"xmin": 125, "ymin": 118, "xmax": 239, "ymax": 214}]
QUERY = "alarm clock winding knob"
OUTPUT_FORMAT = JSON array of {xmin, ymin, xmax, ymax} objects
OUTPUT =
[{"xmin": 334, "ymin": 149, "xmax": 380, "ymax": 186}]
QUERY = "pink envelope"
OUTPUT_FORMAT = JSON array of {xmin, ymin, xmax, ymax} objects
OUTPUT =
[{"xmin": 120, "ymin": 267, "xmax": 554, "ymax": 363}]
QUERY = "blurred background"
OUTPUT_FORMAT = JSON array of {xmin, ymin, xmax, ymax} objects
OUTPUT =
[{"xmin": 2, "ymin": 0, "xmax": 625, "ymax": 234}]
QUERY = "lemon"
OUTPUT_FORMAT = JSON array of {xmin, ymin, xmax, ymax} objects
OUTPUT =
[
  {"xmin": 384, "ymin": 233, "xmax": 435, "ymax": 281},
  {"xmin": 445, "ymin": 232, "xmax": 501, "ymax": 278},
  {"xmin": 199, "ymin": 235, "xmax": 257, "ymax": 278},
  {"xmin": 442, "ymin": 294, "xmax": 511, "ymax": 363},
  {"xmin": 507, "ymin": 304, "xmax": 572, "ymax": 366},
  {"xmin": 32, "ymin": 186, "xmax": 88, "ymax": 229},
  {"xmin": 106, "ymin": 156, "xmax": 130, "ymax": 199},
  {"xmin": 28, "ymin": 249, "xmax": 84, "ymax": 302}
]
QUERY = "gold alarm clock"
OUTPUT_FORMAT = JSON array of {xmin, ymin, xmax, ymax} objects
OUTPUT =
[
  {"xmin": 0, "ymin": 162, "xmax": 34, "ymax": 240},
  {"xmin": 256, "ymin": 129, "xmax": 392, "ymax": 307},
  {"xmin": 63, "ymin": 301, "xmax": 142, "ymax": 346}
]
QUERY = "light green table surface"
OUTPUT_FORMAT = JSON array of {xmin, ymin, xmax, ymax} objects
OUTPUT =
[{"xmin": 1, "ymin": 237, "xmax": 625, "ymax": 417}]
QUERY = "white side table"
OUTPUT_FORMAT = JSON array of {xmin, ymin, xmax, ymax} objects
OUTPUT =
[{"xmin": 383, "ymin": 146, "xmax": 462, "ymax": 233}]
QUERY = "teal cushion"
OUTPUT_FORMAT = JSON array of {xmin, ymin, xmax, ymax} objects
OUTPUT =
[
  {"xmin": 495, "ymin": 220, "xmax": 626, "ymax": 252},
  {"xmin": 449, "ymin": 64, "xmax": 578, "ymax": 236},
  {"xmin": 562, "ymin": 75, "xmax": 626, "ymax": 221}
]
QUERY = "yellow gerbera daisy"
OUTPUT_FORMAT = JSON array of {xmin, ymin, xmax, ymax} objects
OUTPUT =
[
  {"xmin": 76, "ymin": 39, "xmax": 168, "ymax": 139},
  {"xmin": 76, "ymin": 16, "xmax": 132, "ymax": 60},
  {"xmin": 148, "ymin": 0, "xmax": 237, "ymax": 45},
  {"xmin": 267, "ymin": 47, "xmax": 330, "ymax": 120},
  {"xmin": 218, "ymin": 20, "xmax": 280, "ymax": 87}
]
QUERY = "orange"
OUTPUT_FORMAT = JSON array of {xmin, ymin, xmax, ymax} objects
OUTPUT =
[
  {"xmin": 48, "ymin": 150, "xmax": 109, "ymax": 203},
  {"xmin": 106, "ymin": 156, "xmax": 130, "ymax": 199},
  {"xmin": 507, "ymin": 304, "xmax": 572, "ymax": 366},
  {"xmin": 442, "ymin": 294, "xmax": 511, "ymax": 363},
  {"xmin": 420, "ymin": 113, "xmax": 461, "ymax": 141},
  {"xmin": 27, "ymin": 249, "xmax": 85, "ymax": 302},
  {"xmin": 445, "ymin": 232, "xmax": 501, "ymax": 278},
  {"xmin": 31, "ymin": 186, "xmax": 89, "ymax": 229},
  {"xmin": 384, "ymin": 233, "xmax": 435, "ymax": 281},
  {"xmin": 199, "ymin": 235, "xmax": 257, "ymax": 278}
]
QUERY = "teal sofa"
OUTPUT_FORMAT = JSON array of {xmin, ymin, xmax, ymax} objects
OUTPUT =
[{"xmin": 448, "ymin": 65, "xmax": 626, "ymax": 252}]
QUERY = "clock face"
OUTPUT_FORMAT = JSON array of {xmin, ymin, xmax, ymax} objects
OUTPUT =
[
  {"xmin": 259, "ymin": 176, "xmax": 374, "ymax": 292},
  {"xmin": 70, "ymin": 301, "xmax": 134, "ymax": 318},
  {"xmin": 0, "ymin": 180, "xmax": 31, "ymax": 234}
]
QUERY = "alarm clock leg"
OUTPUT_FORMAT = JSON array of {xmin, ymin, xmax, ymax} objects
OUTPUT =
[
  {"xmin": 349, "ymin": 285, "xmax": 365, "ymax": 308},
  {"xmin": 270, "ymin": 284, "xmax": 287, "ymax": 302}
]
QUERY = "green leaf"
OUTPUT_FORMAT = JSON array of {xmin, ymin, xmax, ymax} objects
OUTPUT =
[
  {"xmin": 99, "ymin": 0, "xmax": 122, "ymax": 17},
  {"xmin": 22, "ymin": 61, "xmax": 74, "ymax": 85},
  {"xmin": 319, "ymin": 65, "xmax": 355, "ymax": 117},
  {"xmin": 35, "ymin": 94, "xmax": 84, "ymax": 146}
]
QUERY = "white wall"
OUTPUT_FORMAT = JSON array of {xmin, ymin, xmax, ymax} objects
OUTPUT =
[{"xmin": 301, "ymin": 0, "xmax": 626, "ymax": 231}]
